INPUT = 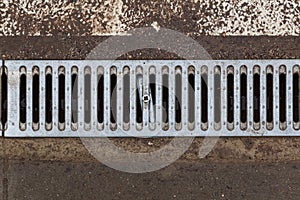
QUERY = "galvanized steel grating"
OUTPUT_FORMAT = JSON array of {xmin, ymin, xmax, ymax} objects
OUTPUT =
[{"xmin": 0, "ymin": 60, "xmax": 300, "ymax": 137}]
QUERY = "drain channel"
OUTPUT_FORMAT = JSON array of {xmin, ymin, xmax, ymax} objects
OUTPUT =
[{"xmin": 2, "ymin": 60, "xmax": 300, "ymax": 137}]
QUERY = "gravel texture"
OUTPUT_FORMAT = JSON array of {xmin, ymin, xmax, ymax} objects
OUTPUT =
[{"xmin": 0, "ymin": 0, "xmax": 299, "ymax": 36}]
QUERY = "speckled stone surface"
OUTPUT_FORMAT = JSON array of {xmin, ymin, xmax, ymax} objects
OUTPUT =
[
  {"xmin": 0, "ymin": 0, "xmax": 299, "ymax": 36},
  {"xmin": 0, "ymin": 0, "xmax": 125, "ymax": 35},
  {"xmin": 121, "ymin": 0, "xmax": 300, "ymax": 36}
]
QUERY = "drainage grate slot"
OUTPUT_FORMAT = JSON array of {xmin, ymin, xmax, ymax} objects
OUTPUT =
[
  {"xmin": 32, "ymin": 66, "xmax": 40, "ymax": 131},
  {"xmin": 84, "ymin": 66, "xmax": 92, "ymax": 131},
  {"xmin": 1, "ymin": 66, "xmax": 8, "ymax": 131},
  {"xmin": 123, "ymin": 66, "xmax": 130, "ymax": 131},
  {"xmin": 266, "ymin": 65, "xmax": 274, "ymax": 130},
  {"xmin": 97, "ymin": 66, "xmax": 104, "ymax": 130},
  {"xmin": 253, "ymin": 65, "xmax": 260, "ymax": 130},
  {"xmin": 175, "ymin": 66, "xmax": 182, "ymax": 130},
  {"xmin": 214, "ymin": 66, "xmax": 221, "ymax": 130},
  {"xmin": 279, "ymin": 65, "xmax": 287, "ymax": 130},
  {"xmin": 162, "ymin": 66, "xmax": 169, "ymax": 131},
  {"xmin": 19, "ymin": 66, "xmax": 27, "ymax": 131},
  {"xmin": 149, "ymin": 66, "xmax": 156, "ymax": 130},
  {"xmin": 45, "ymin": 66, "xmax": 52, "ymax": 131},
  {"xmin": 58, "ymin": 66, "xmax": 65, "ymax": 131},
  {"xmin": 110, "ymin": 66, "xmax": 117, "ymax": 131},
  {"xmin": 188, "ymin": 66, "xmax": 195, "ymax": 130},
  {"xmin": 201, "ymin": 66, "xmax": 208, "ymax": 131},
  {"xmin": 240, "ymin": 66, "xmax": 248, "ymax": 130},
  {"xmin": 227, "ymin": 66, "xmax": 234, "ymax": 130},
  {"xmin": 293, "ymin": 65, "xmax": 300, "ymax": 130},
  {"xmin": 136, "ymin": 66, "xmax": 143, "ymax": 130},
  {"xmin": 71, "ymin": 66, "xmax": 78, "ymax": 131}
]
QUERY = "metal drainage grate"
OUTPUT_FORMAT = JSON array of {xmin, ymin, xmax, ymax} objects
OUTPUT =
[{"xmin": 1, "ymin": 60, "xmax": 300, "ymax": 137}]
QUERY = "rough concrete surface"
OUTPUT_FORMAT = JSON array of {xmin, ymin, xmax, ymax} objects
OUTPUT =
[
  {"xmin": 0, "ymin": 1, "xmax": 299, "ymax": 199},
  {"xmin": 0, "ymin": 0, "xmax": 299, "ymax": 36},
  {"xmin": 6, "ymin": 160, "xmax": 300, "ymax": 200}
]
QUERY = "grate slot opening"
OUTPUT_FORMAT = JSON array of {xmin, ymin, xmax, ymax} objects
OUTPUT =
[
  {"xmin": 84, "ymin": 66, "xmax": 92, "ymax": 131},
  {"xmin": 293, "ymin": 65, "xmax": 300, "ymax": 130},
  {"xmin": 19, "ymin": 66, "xmax": 27, "ymax": 131},
  {"xmin": 149, "ymin": 66, "xmax": 156, "ymax": 130},
  {"xmin": 253, "ymin": 65, "xmax": 260, "ymax": 130},
  {"xmin": 266, "ymin": 65, "xmax": 274, "ymax": 130},
  {"xmin": 175, "ymin": 66, "xmax": 182, "ymax": 130},
  {"xmin": 162, "ymin": 66, "xmax": 169, "ymax": 131},
  {"xmin": 110, "ymin": 66, "xmax": 117, "ymax": 131},
  {"xmin": 214, "ymin": 66, "xmax": 221, "ymax": 130},
  {"xmin": 188, "ymin": 66, "xmax": 195, "ymax": 130},
  {"xmin": 71, "ymin": 66, "xmax": 78, "ymax": 131},
  {"xmin": 201, "ymin": 66, "xmax": 208, "ymax": 131},
  {"xmin": 136, "ymin": 66, "xmax": 143, "ymax": 130},
  {"xmin": 227, "ymin": 66, "xmax": 234, "ymax": 130},
  {"xmin": 240, "ymin": 66, "xmax": 248, "ymax": 130},
  {"xmin": 58, "ymin": 66, "xmax": 65, "ymax": 131},
  {"xmin": 32, "ymin": 66, "xmax": 40, "ymax": 131},
  {"xmin": 97, "ymin": 66, "xmax": 104, "ymax": 130},
  {"xmin": 1, "ymin": 66, "xmax": 7, "ymax": 131},
  {"xmin": 279, "ymin": 65, "xmax": 287, "ymax": 130},
  {"xmin": 45, "ymin": 66, "xmax": 52, "ymax": 131},
  {"xmin": 123, "ymin": 66, "xmax": 130, "ymax": 131}
]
